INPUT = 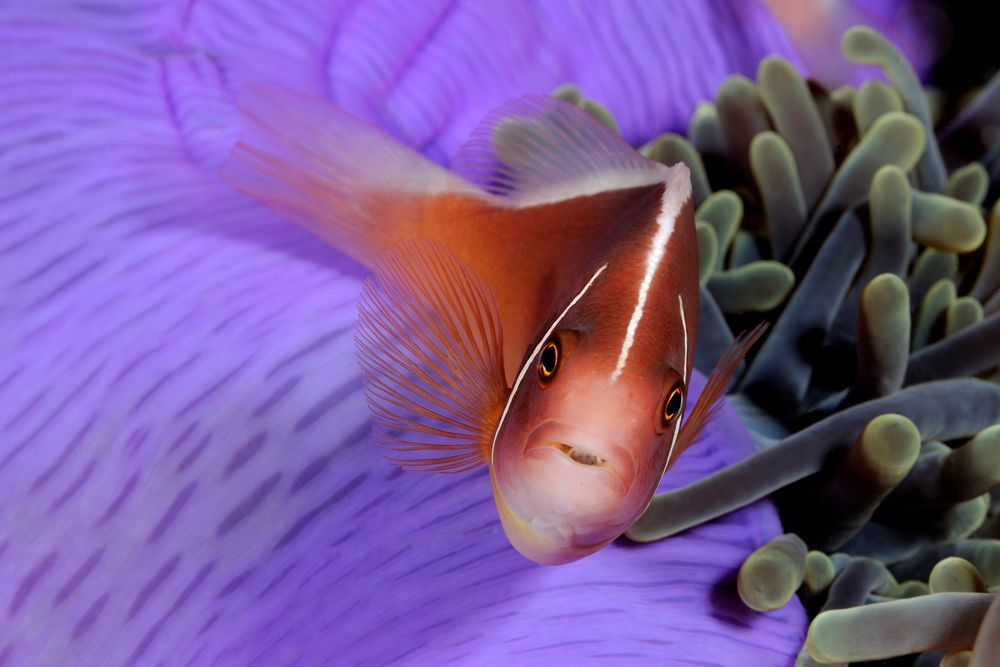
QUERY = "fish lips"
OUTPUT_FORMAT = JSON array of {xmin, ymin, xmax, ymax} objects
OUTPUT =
[
  {"xmin": 522, "ymin": 420, "xmax": 637, "ymax": 498},
  {"xmin": 492, "ymin": 422, "xmax": 642, "ymax": 562}
]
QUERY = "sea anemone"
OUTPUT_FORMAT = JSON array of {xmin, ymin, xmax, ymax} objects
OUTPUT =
[
  {"xmin": 0, "ymin": 2, "xmax": 827, "ymax": 665},
  {"xmin": 623, "ymin": 25, "xmax": 1000, "ymax": 666}
]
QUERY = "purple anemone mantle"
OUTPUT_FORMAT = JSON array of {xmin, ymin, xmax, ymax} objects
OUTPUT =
[{"xmin": 0, "ymin": 1, "xmax": 843, "ymax": 665}]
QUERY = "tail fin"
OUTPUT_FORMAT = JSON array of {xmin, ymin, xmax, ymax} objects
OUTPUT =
[{"xmin": 220, "ymin": 85, "xmax": 483, "ymax": 265}]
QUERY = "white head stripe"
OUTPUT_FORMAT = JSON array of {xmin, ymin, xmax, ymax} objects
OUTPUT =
[
  {"xmin": 610, "ymin": 176, "xmax": 687, "ymax": 381},
  {"xmin": 490, "ymin": 264, "xmax": 608, "ymax": 464},
  {"xmin": 679, "ymin": 293, "xmax": 688, "ymax": 380},
  {"xmin": 663, "ymin": 293, "xmax": 688, "ymax": 470}
]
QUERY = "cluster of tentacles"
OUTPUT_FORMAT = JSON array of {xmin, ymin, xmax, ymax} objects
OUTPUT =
[{"xmin": 563, "ymin": 25, "xmax": 999, "ymax": 666}]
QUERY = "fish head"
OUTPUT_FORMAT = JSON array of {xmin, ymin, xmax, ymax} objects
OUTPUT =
[{"xmin": 489, "ymin": 262, "xmax": 695, "ymax": 565}]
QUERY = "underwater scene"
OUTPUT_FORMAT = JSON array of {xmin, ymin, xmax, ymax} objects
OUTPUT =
[{"xmin": 1, "ymin": 1, "xmax": 998, "ymax": 666}]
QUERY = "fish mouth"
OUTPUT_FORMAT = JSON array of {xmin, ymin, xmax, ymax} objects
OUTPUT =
[
  {"xmin": 547, "ymin": 441, "xmax": 607, "ymax": 467},
  {"xmin": 523, "ymin": 421, "xmax": 635, "ymax": 496}
]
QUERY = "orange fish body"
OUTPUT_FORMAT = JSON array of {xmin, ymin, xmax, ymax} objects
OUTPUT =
[
  {"xmin": 224, "ymin": 87, "xmax": 762, "ymax": 564},
  {"xmin": 421, "ymin": 184, "xmax": 696, "ymax": 381}
]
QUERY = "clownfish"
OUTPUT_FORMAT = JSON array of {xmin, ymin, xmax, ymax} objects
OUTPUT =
[{"xmin": 222, "ymin": 86, "xmax": 764, "ymax": 565}]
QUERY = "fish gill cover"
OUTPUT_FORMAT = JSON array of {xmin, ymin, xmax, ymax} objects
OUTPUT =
[{"xmin": 1, "ymin": 1, "xmax": 996, "ymax": 667}]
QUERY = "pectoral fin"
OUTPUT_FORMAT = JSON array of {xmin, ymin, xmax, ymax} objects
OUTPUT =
[{"xmin": 355, "ymin": 239, "xmax": 509, "ymax": 472}]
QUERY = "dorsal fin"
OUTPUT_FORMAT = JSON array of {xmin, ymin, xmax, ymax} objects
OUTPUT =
[
  {"xmin": 222, "ymin": 88, "xmax": 682, "ymax": 270},
  {"xmin": 354, "ymin": 239, "xmax": 508, "ymax": 472},
  {"xmin": 221, "ymin": 84, "xmax": 489, "ymax": 266},
  {"xmin": 450, "ymin": 95, "xmax": 671, "ymax": 207},
  {"xmin": 668, "ymin": 322, "xmax": 769, "ymax": 467}
]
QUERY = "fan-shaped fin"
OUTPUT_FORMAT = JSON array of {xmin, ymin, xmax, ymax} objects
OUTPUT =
[
  {"xmin": 355, "ymin": 239, "xmax": 509, "ymax": 472},
  {"xmin": 450, "ymin": 95, "xmax": 672, "ymax": 207}
]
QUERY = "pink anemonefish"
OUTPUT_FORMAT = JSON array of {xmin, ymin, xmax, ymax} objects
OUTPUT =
[{"xmin": 222, "ymin": 87, "xmax": 765, "ymax": 565}]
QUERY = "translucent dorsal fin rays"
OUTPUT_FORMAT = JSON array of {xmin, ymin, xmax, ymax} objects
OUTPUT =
[{"xmin": 450, "ymin": 96, "xmax": 669, "ymax": 206}]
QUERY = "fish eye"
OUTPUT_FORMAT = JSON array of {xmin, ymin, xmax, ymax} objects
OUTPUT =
[
  {"xmin": 538, "ymin": 337, "xmax": 560, "ymax": 384},
  {"xmin": 661, "ymin": 386, "xmax": 683, "ymax": 426}
]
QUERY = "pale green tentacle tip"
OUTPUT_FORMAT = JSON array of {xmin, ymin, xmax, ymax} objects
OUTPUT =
[
  {"xmin": 696, "ymin": 190, "xmax": 742, "ymax": 263},
  {"xmin": 688, "ymin": 100, "xmax": 718, "ymax": 132},
  {"xmin": 890, "ymin": 580, "xmax": 930, "ymax": 598},
  {"xmin": 549, "ymin": 84, "xmax": 619, "ymax": 134},
  {"xmin": 802, "ymin": 550, "xmax": 836, "ymax": 595},
  {"xmin": 831, "ymin": 85, "xmax": 855, "ymax": 109},
  {"xmin": 922, "ymin": 440, "xmax": 952, "ymax": 455},
  {"xmin": 697, "ymin": 189, "xmax": 742, "ymax": 218},
  {"xmin": 863, "ymin": 111, "xmax": 926, "ymax": 167},
  {"xmin": 805, "ymin": 608, "xmax": 857, "ymax": 664},
  {"xmin": 688, "ymin": 101, "xmax": 724, "ymax": 155},
  {"xmin": 912, "ymin": 191, "xmax": 987, "ymax": 253},
  {"xmin": 716, "ymin": 74, "xmax": 760, "ymax": 103},
  {"xmin": 645, "ymin": 133, "xmax": 711, "ymax": 204},
  {"xmin": 922, "ymin": 276, "xmax": 957, "ymax": 305},
  {"xmin": 960, "ymin": 495, "xmax": 992, "ymax": 539},
  {"xmin": 855, "ymin": 80, "xmax": 904, "ymax": 135},
  {"xmin": 730, "ymin": 230, "xmax": 760, "ymax": 267},
  {"xmin": 696, "ymin": 221, "xmax": 718, "ymax": 285},
  {"xmin": 870, "ymin": 163, "xmax": 912, "ymax": 202},
  {"xmin": 756, "ymin": 55, "xmax": 807, "ymax": 103},
  {"xmin": 551, "ymin": 83, "xmax": 583, "ymax": 106},
  {"xmin": 855, "ymin": 275, "xmax": 910, "ymax": 394},
  {"xmin": 914, "ymin": 278, "xmax": 957, "ymax": 349},
  {"xmin": 951, "ymin": 425, "xmax": 1000, "ymax": 493},
  {"xmin": 793, "ymin": 646, "xmax": 824, "ymax": 667},
  {"xmin": 859, "ymin": 413, "xmax": 921, "ymax": 483},
  {"xmin": 841, "ymin": 24, "xmax": 905, "ymax": 66},
  {"xmin": 930, "ymin": 557, "xmax": 987, "ymax": 594},
  {"xmin": 941, "ymin": 649, "xmax": 973, "ymax": 667},
  {"xmin": 708, "ymin": 261, "xmax": 795, "ymax": 313},
  {"xmin": 945, "ymin": 163, "xmax": 990, "ymax": 206},
  {"xmin": 911, "ymin": 248, "xmax": 958, "ymax": 287},
  {"xmin": 579, "ymin": 99, "xmax": 619, "ymax": 134},
  {"xmin": 737, "ymin": 533, "xmax": 807, "ymax": 612},
  {"xmin": 968, "ymin": 424, "xmax": 1000, "ymax": 452},
  {"xmin": 750, "ymin": 131, "xmax": 798, "ymax": 177},
  {"xmin": 817, "ymin": 111, "xmax": 925, "ymax": 221},
  {"xmin": 862, "ymin": 273, "xmax": 909, "ymax": 314},
  {"xmin": 756, "ymin": 53, "xmax": 798, "ymax": 80},
  {"xmin": 861, "ymin": 273, "xmax": 909, "ymax": 322},
  {"xmin": 946, "ymin": 297, "xmax": 984, "ymax": 337},
  {"xmin": 737, "ymin": 558, "xmax": 799, "ymax": 612}
]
